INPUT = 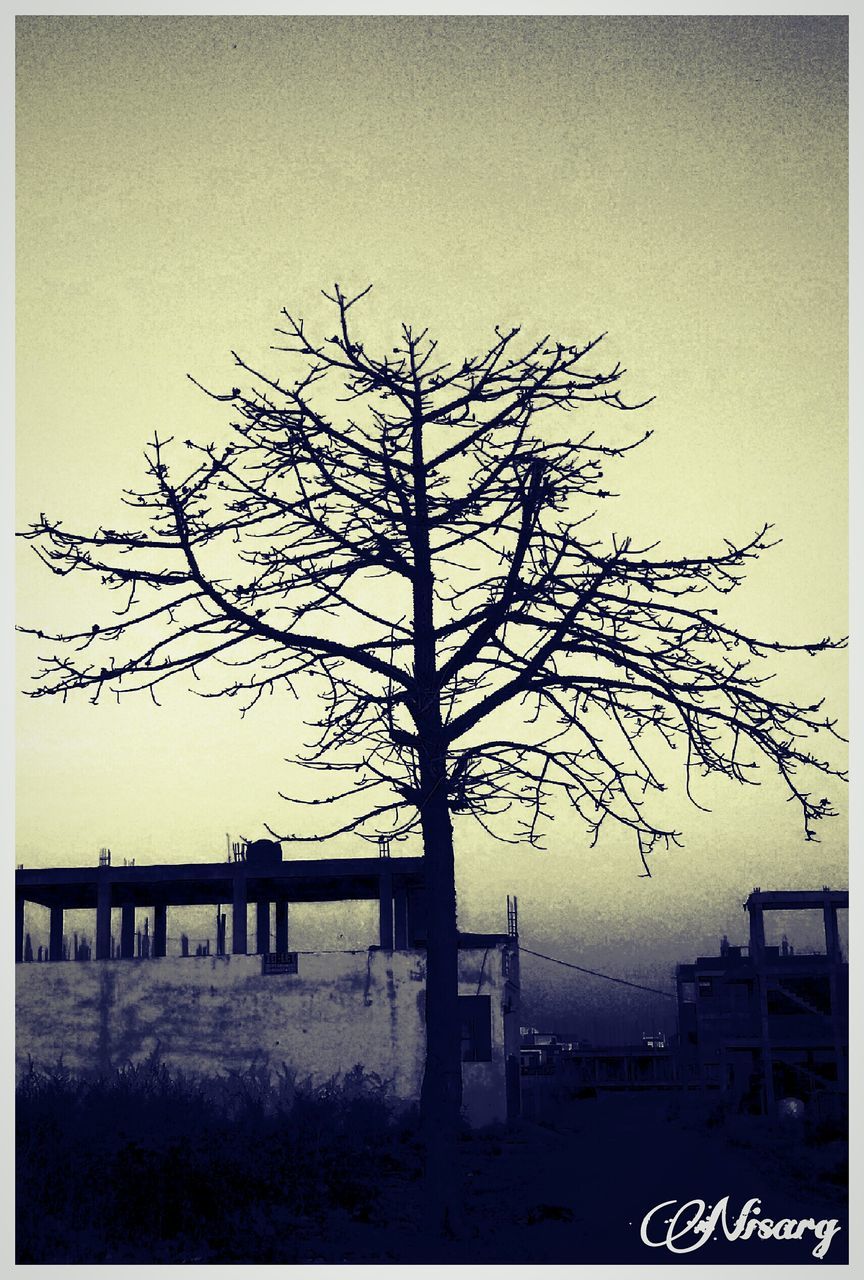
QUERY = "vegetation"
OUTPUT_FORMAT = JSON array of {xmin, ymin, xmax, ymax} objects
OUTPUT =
[
  {"xmin": 17, "ymin": 1059, "xmax": 423, "ymax": 1263},
  {"xmin": 17, "ymin": 1061, "xmax": 847, "ymax": 1264}
]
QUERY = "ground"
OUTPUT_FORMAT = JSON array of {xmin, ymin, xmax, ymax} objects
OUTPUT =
[
  {"xmin": 17, "ymin": 1067, "xmax": 847, "ymax": 1265},
  {"xmin": 324, "ymin": 1092, "xmax": 849, "ymax": 1265}
]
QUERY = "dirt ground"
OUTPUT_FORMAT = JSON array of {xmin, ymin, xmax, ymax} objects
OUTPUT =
[
  {"xmin": 19, "ymin": 1078, "xmax": 847, "ymax": 1264},
  {"xmin": 321, "ymin": 1091, "xmax": 849, "ymax": 1265}
]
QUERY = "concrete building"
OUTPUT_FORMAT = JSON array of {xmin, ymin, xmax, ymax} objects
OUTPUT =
[
  {"xmin": 676, "ymin": 888, "xmax": 848, "ymax": 1117},
  {"xmin": 520, "ymin": 1032, "xmax": 677, "ymax": 1089},
  {"xmin": 15, "ymin": 842, "xmax": 521, "ymax": 1127}
]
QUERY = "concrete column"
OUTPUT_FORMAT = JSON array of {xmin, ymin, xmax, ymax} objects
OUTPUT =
[
  {"xmin": 748, "ymin": 903, "xmax": 765, "ymax": 957},
  {"xmin": 393, "ymin": 884, "xmax": 408, "ymax": 949},
  {"xmin": 232, "ymin": 872, "xmax": 247, "ymax": 954},
  {"xmin": 823, "ymin": 904, "xmax": 841, "ymax": 962},
  {"xmin": 378, "ymin": 867, "xmax": 393, "ymax": 949},
  {"xmin": 49, "ymin": 906, "xmax": 64, "ymax": 962},
  {"xmin": 275, "ymin": 901, "xmax": 289, "ymax": 954},
  {"xmin": 750, "ymin": 895, "xmax": 773, "ymax": 1112},
  {"xmin": 756, "ymin": 971, "xmax": 775, "ymax": 1114},
  {"xmin": 96, "ymin": 878, "xmax": 112, "ymax": 960},
  {"xmin": 153, "ymin": 903, "xmax": 167, "ymax": 958},
  {"xmin": 829, "ymin": 968, "xmax": 848, "ymax": 1092},
  {"xmin": 826, "ymin": 897, "xmax": 847, "ymax": 1092},
  {"xmin": 406, "ymin": 888, "xmax": 427, "ymax": 946},
  {"xmin": 120, "ymin": 905, "xmax": 135, "ymax": 959},
  {"xmin": 16, "ymin": 895, "xmax": 24, "ymax": 964},
  {"xmin": 256, "ymin": 899, "xmax": 270, "ymax": 955}
]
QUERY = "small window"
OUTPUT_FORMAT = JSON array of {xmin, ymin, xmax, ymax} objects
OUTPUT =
[
  {"xmin": 697, "ymin": 977, "xmax": 714, "ymax": 997},
  {"xmin": 262, "ymin": 952, "xmax": 298, "ymax": 975},
  {"xmin": 459, "ymin": 994, "xmax": 492, "ymax": 1062},
  {"xmin": 680, "ymin": 981, "xmax": 696, "ymax": 1004}
]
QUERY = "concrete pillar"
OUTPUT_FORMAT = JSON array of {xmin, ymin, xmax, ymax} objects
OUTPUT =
[
  {"xmin": 256, "ymin": 900, "xmax": 270, "ymax": 955},
  {"xmin": 825, "ymin": 899, "xmax": 847, "ymax": 1091},
  {"xmin": 748, "ymin": 903, "xmax": 765, "ymax": 957},
  {"xmin": 16, "ymin": 895, "xmax": 24, "ymax": 964},
  {"xmin": 829, "ymin": 968, "xmax": 847, "ymax": 1092},
  {"xmin": 756, "ymin": 970, "xmax": 775, "ymax": 1114},
  {"xmin": 96, "ymin": 878, "xmax": 112, "ymax": 960},
  {"xmin": 49, "ymin": 906, "xmax": 64, "ymax": 962},
  {"xmin": 153, "ymin": 903, "xmax": 167, "ymax": 958},
  {"xmin": 393, "ymin": 884, "xmax": 408, "ymax": 949},
  {"xmin": 823, "ymin": 903, "xmax": 841, "ymax": 962},
  {"xmin": 232, "ymin": 872, "xmax": 247, "ymax": 954},
  {"xmin": 275, "ymin": 901, "xmax": 289, "ymax": 954},
  {"xmin": 120, "ymin": 905, "xmax": 135, "ymax": 959},
  {"xmin": 378, "ymin": 867, "xmax": 393, "ymax": 949},
  {"xmin": 406, "ymin": 888, "xmax": 427, "ymax": 946}
]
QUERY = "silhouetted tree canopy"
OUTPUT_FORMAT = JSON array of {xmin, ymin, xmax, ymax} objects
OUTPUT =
[
  {"xmin": 21, "ymin": 284, "xmax": 845, "ymax": 874},
  {"xmin": 20, "ymin": 284, "xmax": 847, "ymax": 1229}
]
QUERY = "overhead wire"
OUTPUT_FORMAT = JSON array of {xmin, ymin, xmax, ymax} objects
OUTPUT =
[{"xmin": 518, "ymin": 944, "xmax": 677, "ymax": 999}]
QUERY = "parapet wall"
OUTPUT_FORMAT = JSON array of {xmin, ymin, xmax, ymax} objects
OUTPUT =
[{"xmin": 16, "ymin": 945, "xmax": 518, "ymax": 1126}]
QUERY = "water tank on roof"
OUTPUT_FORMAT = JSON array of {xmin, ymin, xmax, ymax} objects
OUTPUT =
[{"xmin": 245, "ymin": 839, "xmax": 283, "ymax": 868}]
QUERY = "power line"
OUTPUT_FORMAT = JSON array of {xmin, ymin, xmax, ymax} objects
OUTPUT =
[{"xmin": 518, "ymin": 945, "xmax": 677, "ymax": 999}]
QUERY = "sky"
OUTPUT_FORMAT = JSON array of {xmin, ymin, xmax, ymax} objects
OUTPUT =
[{"xmin": 15, "ymin": 16, "xmax": 848, "ymax": 1028}]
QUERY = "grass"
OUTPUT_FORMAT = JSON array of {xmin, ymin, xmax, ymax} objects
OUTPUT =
[
  {"xmin": 16, "ymin": 1057, "xmax": 424, "ymax": 1263},
  {"xmin": 17, "ymin": 1063, "xmax": 849, "ymax": 1264}
]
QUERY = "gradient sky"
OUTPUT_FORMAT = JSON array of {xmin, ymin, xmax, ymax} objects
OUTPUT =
[{"xmin": 15, "ymin": 16, "xmax": 848, "ymax": 1024}]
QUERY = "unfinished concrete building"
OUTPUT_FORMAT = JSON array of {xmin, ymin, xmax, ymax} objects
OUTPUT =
[
  {"xmin": 15, "ymin": 841, "xmax": 521, "ymax": 1127},
  {"xmin": 676, "ymin": 888, "xmax": 848, "ymax": 1117}
]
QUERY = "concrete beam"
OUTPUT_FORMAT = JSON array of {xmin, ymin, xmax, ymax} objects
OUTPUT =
[
  {"xmin": 746, "ymin": 889, "xmax": 848, "ymax": 912},
  {"xmin": 15, "ymin": 855, "xmax": 426, "ymax": 911}
]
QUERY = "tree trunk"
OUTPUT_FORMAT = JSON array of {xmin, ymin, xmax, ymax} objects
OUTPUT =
[
  {"xmin": 418, "ymin": 761, "xmax": 463, "ymax": 1235},
  {"xmin": 408, "ymin": 401, "xmax": 463, "ymax": 1234}
]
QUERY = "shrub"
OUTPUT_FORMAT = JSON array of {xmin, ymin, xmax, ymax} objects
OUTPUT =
[{"xmin": 16, "ymin": 1058, "xmax": 420, "ymax": 1263}]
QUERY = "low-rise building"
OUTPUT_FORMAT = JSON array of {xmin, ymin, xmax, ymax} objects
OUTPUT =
[
  {"xmin": 16, "ymin": 842, "xmax": 521, "ymax": 1127},
  {"xmin": 676, "ymin": 888, "xmax": 848, "ymax": 1116}
]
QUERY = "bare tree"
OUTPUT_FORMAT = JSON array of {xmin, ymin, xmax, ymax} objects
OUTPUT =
[{"xmin": 20, "ymin": 284, "xmax": 845, "ymax": 1225}]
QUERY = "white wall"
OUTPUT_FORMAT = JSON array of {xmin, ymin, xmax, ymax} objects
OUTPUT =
[{"xmin": 16, "ymin": 944, "xmax": 519, "ymax": 1126}]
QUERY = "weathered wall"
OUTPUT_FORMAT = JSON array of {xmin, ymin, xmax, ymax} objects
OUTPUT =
[
  {"xmin": 456, "ymin": 944, "xmax": 520, "ymax": 1127},
  {"xmin": 16, "ymin": 945, "xmax": 517, "ymax": 1126}
]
